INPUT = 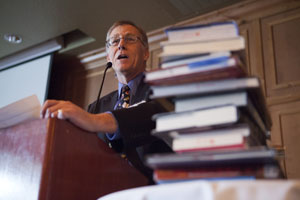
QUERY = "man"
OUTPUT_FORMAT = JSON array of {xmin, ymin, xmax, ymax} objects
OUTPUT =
[
  {"xmin": 40, "ymin": 21, "xmax": 171, "ymax": 181},
  {"xmin": 88, "ymin": 20, "xmax": 152, "ymax": 142}
]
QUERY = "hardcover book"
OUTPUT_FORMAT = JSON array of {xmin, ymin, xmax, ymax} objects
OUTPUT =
[
  {"xmin": 145, "ymin": 147, "xmax": 279, "ymax": 169},
  {"xmin": 150, "ymin": 77, "xmax": 260, "ymax": 99},
  {"xmin": 153, "ymin": 105, "xmax": 240, "ymax": 132},
  {"xmin": 174, "ymin": 91, "xmax": 249, "ymax": 112},
  {"xmin": 172, "ymin": 90, "xmax": 271, "ymax": 132},
  {"xmin": 153, "ymin": 164, "xmax": 282, "ymax": 183},
  {"xmin": 160, "ymin": 36, "xmax": 245, "ymax": 56},
  {"xmin": 146, "ymin": 64, "xmax": 245, "ymax": 86},
  {"xmin": 157, "ymin": 124, "xmax": 264, "ymax": 152},
  {"xmin": 152, "ymin": 97, "xmax": 271, "ymax": 135},
  {"xmin": 145, "ymin": 56, "xmax": 246, "ymax": 85},
  {"xmin": 165, "ymin": 21, "xmax": 239, "ymax": 42},
  {"xmin": 160, "ymin": 51, "xmax": 231, "ymax": 69}
]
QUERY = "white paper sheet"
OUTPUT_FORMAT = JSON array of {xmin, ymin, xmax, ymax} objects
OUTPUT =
[
  {"xmin": 98, "ymin": 180, "xmax": 300, "ymax": 200},
  {"xmin": 0, "ymin": 94, "xmax": 41, "ymax": 129}
]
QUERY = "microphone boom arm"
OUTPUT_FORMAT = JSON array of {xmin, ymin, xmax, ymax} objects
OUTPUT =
[{"xmin": 93, "ymin": 62, "xmax": 112, "ymax": 113}]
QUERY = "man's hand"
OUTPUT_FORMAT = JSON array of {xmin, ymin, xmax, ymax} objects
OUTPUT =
[{"xmin": 40, "ymin": 100, "xmax": 117, "ymax": 133}]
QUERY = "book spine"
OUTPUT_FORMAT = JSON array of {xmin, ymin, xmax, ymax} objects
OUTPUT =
[
  {"xmin": 145, "ymin": 57, "xmax": 236, "ymax": 81},
  {"xmin": 162, "ymin": 37, "xmax": 245, "ymax": 56},
  {"xmin": 174, "ymin": 91, "xmax": 247, "ymax": 113},
  {"xmin": 150, "ymin": 77, "xmax": 259, "ymax": 99},
  {"xmin": 160, "ymin": 52, "xmax": 231, "ymax": 69},
  {"xmin": 172, "ymin": 133, "xmax": 244, "ymax": 152},
  {"xmin": 174, "ymin": 143, "xmax": 247, "ymax": 153},
  {"xmin": 155, "ymin": 105, "xmax": 238, "ymax": 132},
  {"xmin": 166, "ymin": 22, "xmax": 238, "ymax": 42},
  {"xmin": 153, "ymin": 164, "xmax": 273, "ymax": 181}
]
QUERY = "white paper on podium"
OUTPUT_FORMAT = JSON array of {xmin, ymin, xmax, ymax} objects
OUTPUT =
[{"xmin": 0, "ymin": 94, "xmax": 41, "ymax": 129}]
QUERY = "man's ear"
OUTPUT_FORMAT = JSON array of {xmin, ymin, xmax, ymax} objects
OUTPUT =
[{"xmin": 144, "ymin": 49, "xmax": 150, "ymax": 61}]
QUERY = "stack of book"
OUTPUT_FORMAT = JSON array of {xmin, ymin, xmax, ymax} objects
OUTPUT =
[
  {"xmin": 145, "ymin": 21, "xmax": 246, "ymax": 86},
  {"xmin": 144, "ymin": 21, "xmax": 283, "ymax": 184}
]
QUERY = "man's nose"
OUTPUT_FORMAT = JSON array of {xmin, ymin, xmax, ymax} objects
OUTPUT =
[{"xmin": 118, "ymin": 38, "xmax": 126, "ymax": 50}]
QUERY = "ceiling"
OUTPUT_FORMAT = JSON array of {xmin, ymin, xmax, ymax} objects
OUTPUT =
[{"xmin": 0, "ymin": 0, "xmax": 242, "ymax": 62}]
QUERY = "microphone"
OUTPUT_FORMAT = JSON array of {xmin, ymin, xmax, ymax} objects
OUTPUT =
[{"xmin": 93, "ymin": 62, "xmax": 112, "ymax": 113}]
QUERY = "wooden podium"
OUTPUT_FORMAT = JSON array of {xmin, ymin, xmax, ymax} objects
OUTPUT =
[{"xmin": 0, "ymin": 118, "xmax": 148, "ymax": 200}]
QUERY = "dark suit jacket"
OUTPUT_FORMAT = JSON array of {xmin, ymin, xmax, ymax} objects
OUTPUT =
[{"xmin": 88, "ymin": 79, "xmax": 172, "ymax": 181}]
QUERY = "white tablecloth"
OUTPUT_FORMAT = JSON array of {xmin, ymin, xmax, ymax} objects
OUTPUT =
[{"xmin": 98, "ymin": 180, "xmax": 300, "ymax": 200}]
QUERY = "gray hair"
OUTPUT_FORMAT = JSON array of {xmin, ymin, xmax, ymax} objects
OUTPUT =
[{"xmin": 106, "ymin": 20, "xmax": 149, "ymax": 49}]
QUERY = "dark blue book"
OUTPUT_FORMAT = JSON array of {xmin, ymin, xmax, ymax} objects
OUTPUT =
[{"xmin": 160, "ymin": 52, "xmax": 231, "ymax": 69}]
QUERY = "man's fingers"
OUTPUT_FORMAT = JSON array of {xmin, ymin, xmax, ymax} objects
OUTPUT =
[
  {"xmin": 57, "ymin": 109, "xmax": 64, "ymax": 119},
  {"xmin": 40, "ymin": 100, "xmax": 75, "ymax": 120},
  {"xmin": 41, "ymin": 100, "xmax": 67, "ymax": 118},
  {"xmin": 47, "ymin": 108, "xmax": 66, "ymax": 120},
  {"xmin": 40, "ymin": 99, "xmax": 58, "ymax": 118}
]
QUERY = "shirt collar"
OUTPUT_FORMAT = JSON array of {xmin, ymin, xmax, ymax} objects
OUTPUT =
[{"xmin": 118, "ymin": 72, "xmax": 144, "ymax": 98}]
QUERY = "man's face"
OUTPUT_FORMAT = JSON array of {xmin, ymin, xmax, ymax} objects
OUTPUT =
[{"xmin": 106, "ymin": 25, "xmax": 149, "ymax": 81}]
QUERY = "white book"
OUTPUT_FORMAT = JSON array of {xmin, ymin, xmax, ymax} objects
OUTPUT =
[
  {"xmin": 160, "ymin": 36, "xmax": 245, "ymax": 56},
  {"xmin": 175, "ymin": 91, "xmax": 248, "ymax": 112},
  {"xmin": 154, "ymin": 105, "xmax": 239, "ymax": 132},
  {"xmin": 150, "ymin": 77, "xmax": 260, "ymax": 99},
  {"xmin": 166, "ymin": 21, "xmax": 239, "ymax": 42},
  {"xmin": 175, "ymin": 90, "xmax": 269, "ymax": 133},
  {"xmin": 171, "ymin": 125, "xmax": 250, "ymax": 152},
  {"xmin": 0, "ymin": 95, "xmax": 41, "ymax": 129}
]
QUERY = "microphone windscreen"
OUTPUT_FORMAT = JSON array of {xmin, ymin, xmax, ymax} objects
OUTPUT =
[{"xmin": 107, "ymin": 62, "xmax": 112, "ymax": 68}]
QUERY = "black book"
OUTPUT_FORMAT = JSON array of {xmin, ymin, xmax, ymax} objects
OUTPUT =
[{"xmin": 145, "ymin": 147, "xmax": 279, "ymax": 170}]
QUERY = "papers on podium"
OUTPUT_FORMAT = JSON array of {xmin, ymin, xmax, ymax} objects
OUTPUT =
[{"xmin": 0, "ymin": 95, "xmax": 41, "ymax": 129}]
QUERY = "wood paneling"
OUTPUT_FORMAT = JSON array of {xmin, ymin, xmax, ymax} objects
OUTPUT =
[
  {"xmin": 261, "ymin": 8, "xmax": 300, "ymax": 104},
  {"xmin": 148, "ymin": 47, "xmax": 163, "ymax": 71},
  {"xmin": 238, "ymin": 23, "xmax": 251, "ymax": 75},
  {"xmin": 269, "ymin": 100, "xmax": 300, "ymax": 178},
  {"xmin": 147, "ymin": 36, "xmax": 167, "ymax": 71},
  {"xmin": 239, "ymin": 20, "xmax": 266, "ymax": 95},
  {"xmin": 72, "ymin": 67, "xmax": 118, "ymax": 110}
]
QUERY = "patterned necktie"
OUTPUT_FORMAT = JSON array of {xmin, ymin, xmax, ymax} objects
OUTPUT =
[
  {"xmin": 116, "ymin": 85, "xmax": 130, "ymax": 109},
  {"xmin": 115, "ymin": 85, "xmax": 131, "ymax": 161}
]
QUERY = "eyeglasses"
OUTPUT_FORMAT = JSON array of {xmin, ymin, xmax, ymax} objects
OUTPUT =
[{"xmin": 106, "ymin": 34, "xmax": 145, "ymax": 47}]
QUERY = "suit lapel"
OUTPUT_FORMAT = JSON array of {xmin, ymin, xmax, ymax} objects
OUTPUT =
[
  {"xmin": 130, "ymin": 78, "xmax": 150, "ymax": 105},
  {"xmin": 100, "ymin": 91, "xmax": 118, "ymax": 112}
]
